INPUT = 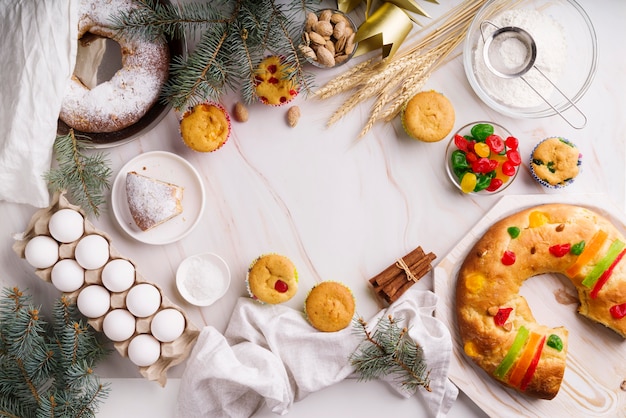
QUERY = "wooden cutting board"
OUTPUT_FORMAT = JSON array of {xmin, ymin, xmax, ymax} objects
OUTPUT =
[{"xmin": 434, "ymin": 194, "xmax": 626, "ymax": 417}]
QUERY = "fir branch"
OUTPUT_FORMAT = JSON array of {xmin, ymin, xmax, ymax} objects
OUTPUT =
[
  {"xmin": 0, "ymin": 288, "xmax": 110, "ymax": 417},
  {"xmin": 112, "ymin": 0, "xmax": 317, "ymax": 110},
  {"xmin": 350, "ymin": 315, "xmax": 432, "ymax": 392},
  {"xmin": 45, "ymin": 130, "xmax": 112, "ymax": 218}
]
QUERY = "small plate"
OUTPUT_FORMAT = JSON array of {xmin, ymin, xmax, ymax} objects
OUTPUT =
[
  {"xmin": 111, "ymin": 151, "xmax": 205, "ymax": 245},
  {"xmin": 176, "ymin": 253, "xmax": 231, "ymax": 306}
]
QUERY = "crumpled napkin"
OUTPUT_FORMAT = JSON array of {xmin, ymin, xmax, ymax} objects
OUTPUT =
[
  {"xmin": 0, "ymin": 1, "xmax": 77, "ymax": 207},
  {"xmin": 176, "ymin": 288, "xmax": 458, "ymax": 417}
]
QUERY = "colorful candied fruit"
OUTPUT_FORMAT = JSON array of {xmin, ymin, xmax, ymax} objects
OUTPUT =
[{"xmin": 449, "ymin": 123, "xmax": 520, "ymax": 194}]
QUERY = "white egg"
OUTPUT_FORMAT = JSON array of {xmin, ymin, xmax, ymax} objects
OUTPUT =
[
  {"xmin": 125, "ymin": 284, "xmax": 161, "ymax": 318},
  {"xmin": 150, "ymin": 308, "xmax": 185, "ymax": 343},
  {"xmin": 102, "ymin": 309, "xmax": 136, "ymax": 342},
  {"xmin": 127, "ymin": 334, "xmax": 161, "ymax": 367},
  {"xmin": 24, "ymin": 235, "xmax": 59, "ymax": 269},
  {"xmin": 50, "ymin": 259, "xmax": 85, "ymax": 292},
  {"xmin": 76, "ymin": 285, "xmax": 110, "ymax": 318},
  {"xmin": 74, "ymin": 234, "xmax": 109, "ymax": 270},
  {"xmin": 101, "ymin": 259, "xmax": 135, "ymax": 292},
  {"xmin": 48, "ymin": 209, "xmax": 84, "ymax": 243}
]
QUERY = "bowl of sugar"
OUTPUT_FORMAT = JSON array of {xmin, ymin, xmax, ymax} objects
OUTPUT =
[
  {"xmin": 176, "ymin": 253, "xmax": 231, "ymax": 307},
  {"xmin": 463, "ymin": 0, "xmax": 597, "ymax": 127}
]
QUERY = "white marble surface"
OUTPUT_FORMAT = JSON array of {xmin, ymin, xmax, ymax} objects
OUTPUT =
[{"xmin": 2, "ymin": 0, "xmax": 625, "ymax": 417}]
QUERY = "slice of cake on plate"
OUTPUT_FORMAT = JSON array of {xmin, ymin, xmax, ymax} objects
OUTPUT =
[{"xmin": 125, "ymin": 171, "xmax": 184, "ymax": 231}]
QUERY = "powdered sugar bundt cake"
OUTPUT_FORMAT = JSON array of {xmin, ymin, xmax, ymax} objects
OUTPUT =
[
  {"xmin": 456, "ymin": 204, "xmax": 626, "ymax": 399},
  {"xmin": 59, "ymin": 0, "xmax": 169, "ymax": 133}
]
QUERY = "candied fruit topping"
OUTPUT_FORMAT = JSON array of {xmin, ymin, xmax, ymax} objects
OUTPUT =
[
  {"xmin": 465, "ymin": 273, "xmax": 485, "ymax": 293},
  {"xmin": 528, "ymin": 211, "xmax": 549, "ymax": 228}
]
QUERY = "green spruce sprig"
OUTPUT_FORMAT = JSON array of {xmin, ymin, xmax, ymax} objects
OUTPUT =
[
  {"xmin": 110, "ymin": 0, "xmax": 318, "ymax": 110},
  {"xmin": 350, "ymin": 315, "xmax": 432, "ymax": 392},
  {"xmin": 45, "ymin": 129, "xmax": 112, "ymax": 218},
  {"xmin": 0, "ymin": 287, "xmax": 110, "ymax": 418}
]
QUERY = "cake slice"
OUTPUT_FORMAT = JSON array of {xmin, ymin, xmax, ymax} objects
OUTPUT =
[{"xmin": 125, "ymin": 171, "xmax": 184, "ymax": 231}]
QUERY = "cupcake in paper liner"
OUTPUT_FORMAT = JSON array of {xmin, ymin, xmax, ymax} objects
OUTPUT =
[
  {"xmin": 179, "ymin": 102, "xmax": 231, "ymax": 152},
  {"xmin": 253, "ymin": 56, "xmax": 299, "ymax": 106},
  {"xmin": 246, "ymin": 253, "xmax": 298, "ymax": 304},
  {"xmin": 304, "ymin": 281, "xmax": 355, "ymax": 332},
  {"xmin": 530, "ymin": 136, "xmax": 582, "ymax": 189}
]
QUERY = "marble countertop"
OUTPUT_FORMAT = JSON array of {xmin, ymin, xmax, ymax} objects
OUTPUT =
[{"xmin": 2, "ymin": 0, "xmax": 625, "ymax": 417}]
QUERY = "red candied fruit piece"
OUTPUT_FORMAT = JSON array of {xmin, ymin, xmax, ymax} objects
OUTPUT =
[
  {"xmin": 260, "ymin": 96, "xmax": 269, "ymax": 104},
  {"xmin": 280, "ymin": 96, "xmax": 287, "ymax": 103},
  {"xmin": 267, "ymin": 64, "xmax": 278, "ymax": 74},
  {"xmin": 502, "ymin": 161, "xmax": 516, "ymax": 176},
  {"xmin": 274, "ymin": 280, "xmax": 288, "ymax": 293},
  {"xmin": 506, "ymin": 149, "xmax": 522, "ymax": 166},
  {"xmin": 268, "ymin": 77, "xmax": 279, "ymax": 85},
  {"xmin": 505, "ymin": 136, "xmax": 519, "ymax": 150},
  {"xmin": 472, "ymin": 158, "xmax": 492, "ymax": 174},
  {"xmin": 502, "ymin": 250, "xmax": 516, "ymax": 265},
  {"xmin": 549, "ymin": 243, "xmax": 571, "ymax": 257},
  {"xmin": 466, "ymin": 152, "xmax": 478, "ymax": 164},
  {"xmin": 487, "ymin": 178, "xmax": 503, "ymax": 192},
  {"xmin": 289, "ymin": 89, "xmax": 297, "ymax": 96},
  {"xmin": 454, "ymin": 134, "xmax": 470, "ymax": 152},
  {"xmin": 486, "ymin": 134, "xmax": 505, "ymax": 154},
  {"xmin": 494, "ymin": 307, "xmax": 513, "ymax": 326},
  {"xmin": 610, "ymin": 303, "xmax": 626, "ymax": 319}
]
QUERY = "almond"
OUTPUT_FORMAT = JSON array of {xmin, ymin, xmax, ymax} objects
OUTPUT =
[
  {"xmin": 315, "ymin": 46, "xmax": 335, "ymax": 67},
  {"xmin": 287, "ymin": 106, "xmax": 301, "ymax": 128},
  {"xmin": 233, "ymin": 101, "xmax": 248, "ymax": 123}
]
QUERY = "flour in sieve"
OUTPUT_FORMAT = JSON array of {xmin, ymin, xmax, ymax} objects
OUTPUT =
[{"xmin": 474, "ymin": 9, "xmax": 567, "ymax": 108}]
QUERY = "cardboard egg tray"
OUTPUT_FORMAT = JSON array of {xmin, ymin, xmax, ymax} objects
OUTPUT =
[{"xmin": 12, "ymin": 191, "xmax": 200, "ymax": 386}]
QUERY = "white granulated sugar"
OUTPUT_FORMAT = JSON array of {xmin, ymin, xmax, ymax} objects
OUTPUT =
[
  {"xmin": 182, "ymin": 257, "xmax": 228, "ymax": 302},
  {"xmin": 474, "ymin": 9, "xmax": 567, "ymax": 108}
]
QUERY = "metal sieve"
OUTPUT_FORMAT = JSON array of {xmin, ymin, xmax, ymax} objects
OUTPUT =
[{"xmin": 480, "ymin": 20, "xmax": 587, "ymax": 129}]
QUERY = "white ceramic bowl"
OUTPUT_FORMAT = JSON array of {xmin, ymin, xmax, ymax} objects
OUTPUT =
[
  {"xmin": 463, "ymin": 0, "xmax": 597, "ymax": 124},
  {"xmin": 176, "ymin": 253, "xmax": 231, "ymax": 307}
]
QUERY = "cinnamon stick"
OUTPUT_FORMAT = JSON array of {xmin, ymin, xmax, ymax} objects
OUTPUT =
[{"xmin": 369, "ymin": 246, "xmax": 426, "ymax": 287}]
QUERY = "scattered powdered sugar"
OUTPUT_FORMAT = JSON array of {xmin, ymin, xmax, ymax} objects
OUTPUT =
[{"xmin": 474, "ymin": 8, "xmax": 567, "ymax": 108}]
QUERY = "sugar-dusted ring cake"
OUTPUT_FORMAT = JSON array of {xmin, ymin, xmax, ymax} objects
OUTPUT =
[
  {"xmin": 456, "ymin": 204, "xmax": 626, "ymax": 399},
  {"xmin": 59, "ymin": 0, "xmax": 169, "ymax": 133}
]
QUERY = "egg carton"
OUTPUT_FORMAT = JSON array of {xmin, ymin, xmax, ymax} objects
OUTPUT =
[{"xmin": 12, "ymin": 191, "xmax": 200, "ymax": 386}]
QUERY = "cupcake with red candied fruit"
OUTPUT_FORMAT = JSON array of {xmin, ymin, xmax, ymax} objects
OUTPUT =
[
  {"xmin": 179, "ymin": 102, "xmax": 231, "ymax": 152},
  {"xmin": 530, "ymin": 137, "xmax": 582, "ymax": 188},
  {"xmin": 254, "ymin": 56, "xmax": 299, "ymax": 106},
  {"xmin": 246, "ymin": 253, "xmax": 298, "ymax": 304},
  {"xmin": 304, "ymin": 281, "xmax": 355, "ymax": 332}
]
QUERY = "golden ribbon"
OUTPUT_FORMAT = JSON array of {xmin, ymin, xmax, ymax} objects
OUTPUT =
[{"xmin": 337, "ymin": 0, "xmax": 435, "ymax": 59}]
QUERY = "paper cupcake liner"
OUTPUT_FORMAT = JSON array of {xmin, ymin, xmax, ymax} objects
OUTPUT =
[{"xmin": 529, "ymin": 137, "xmax": 582, "ymax": 189}]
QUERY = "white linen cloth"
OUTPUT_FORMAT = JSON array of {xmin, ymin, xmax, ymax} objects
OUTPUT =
[
  {"xmin": 177, "ymin": 288, "xmax": 458, "ymax": 417},
  {"xmin": 0, "ymin": 0, "xmax": 77, "ymax": 207}
]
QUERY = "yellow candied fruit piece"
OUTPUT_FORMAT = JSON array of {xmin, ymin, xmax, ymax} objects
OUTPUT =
[
  {"xmin": 465, "ymin": 272, "xmax": 485, "ymax": 293},
  {"xmin": 460, "ymin": 172, "xmax": 477, "ymax": 193},
  {"xmin": 529, "ymin": 211, "xmax": 550, "ymax": 228},
  {"xmin": 464, "ymin": 341, "xmax": 479, "ymax": 357},
  {"xmin": 474, "ymin": 142, "xmax": 490, "ymax": 158}
]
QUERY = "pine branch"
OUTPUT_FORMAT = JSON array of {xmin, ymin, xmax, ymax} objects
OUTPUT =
[
  {"xmin": 45, "ymin": 130, "xmax": 112, "ymax": 218},
  {"xmin": 0, "ymin": 288, "xmax": 110, "ymax": 417},
  {"xmin": 111, "ymin": 0, "xmax": 317, "ymax": 110},
  {"xmin": 350, "ymin": 315, "xmax": 431, "ymax": 392}
]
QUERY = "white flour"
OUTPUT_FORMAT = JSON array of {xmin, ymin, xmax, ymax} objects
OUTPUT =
[{"xmin": 474, "ymin": 9, "xmax": 567, "ymax": 108}]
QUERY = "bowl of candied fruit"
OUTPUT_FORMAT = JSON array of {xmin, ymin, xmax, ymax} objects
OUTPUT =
[{"xmin": 445, "ymin": 121, "xmax": 521, "ymax": 194}]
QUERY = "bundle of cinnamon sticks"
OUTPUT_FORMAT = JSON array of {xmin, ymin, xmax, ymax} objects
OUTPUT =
[{"xmin": 369, "ymin": 246, "xmax": 436, "ymax": 304}]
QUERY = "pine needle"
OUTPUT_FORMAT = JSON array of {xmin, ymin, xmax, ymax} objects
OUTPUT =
[{"xmin": 45, "ymin": 130, "xmax": 112, "ymax": 218}]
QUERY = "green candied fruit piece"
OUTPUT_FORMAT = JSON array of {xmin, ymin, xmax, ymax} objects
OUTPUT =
[
  {"xmin": 493, "ymin": 326, "xmax": 529, "ymax": 379},
  {"xmin": 532, "ymin": 158, "xmax": 544, "ymax": 166},
  {"xmin": 570, "ymin": 240, "xmax": 585, "ymax": 255},
  {"xmin": 547, "ymin": 161, "xmax": 556, "ymax": 173},
  {"xmin": 507, "ymin": 226, "xmax": 521, "ymax": 239},
  {"xmin": 470, "ymin": 123, "xmax": 494, "ymax": 141},
  {"xmin": 546, "ymin": 334, "xmax": 563, "ymax": 351}
]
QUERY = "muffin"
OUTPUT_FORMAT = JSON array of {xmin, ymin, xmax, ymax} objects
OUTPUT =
[
  {"xmin": 180, "ymin": 102, "xmax": 231, "ymax": 152},
  {"xmin": 304, "ymin": 281, "xmax": 355, "ymax": 332},
  {"xmin": 401, "ymin": 90, "xmax": 455, "ymax": 142},
  {"xmin": 254, "ymin": 56, "xmax": 299, "ymax": 106},
  {"xmin": 247, "ymin": 254, "xmax": 298, "ymax": 304},
  {"xmin": 530, "ymin": 137, "xmax": 582, "ymax": 188}
]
